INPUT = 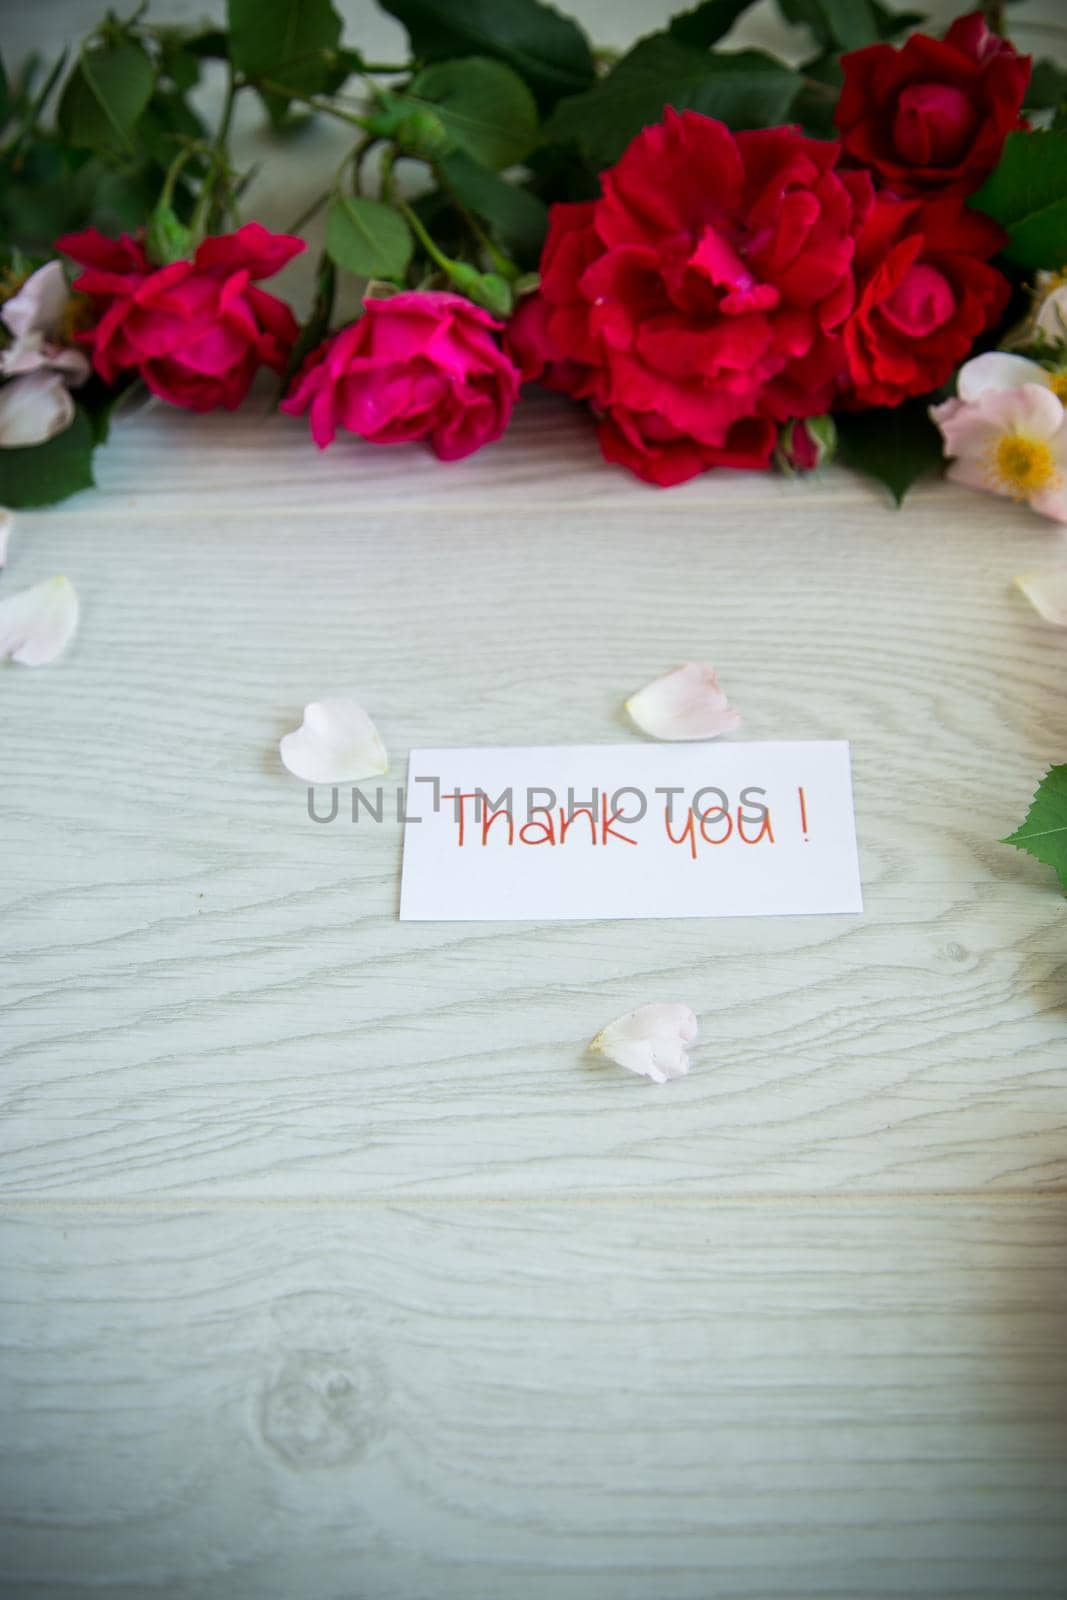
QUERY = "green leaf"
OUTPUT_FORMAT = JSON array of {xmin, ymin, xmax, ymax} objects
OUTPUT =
[
  {"xmin": 377, "ymin": 0, "xmax": 596, "ymax": 109},
  {"xmin": 438, "ymin": 149, "xmax": 549, "ymax": 264},
  {"xmin": 547, "ymin": 36, "xmax": 801, "ymax": 170},
  {"xmin": 227, "ymin": 0, "xmax": 343, "ymax": 109},
  {"xmin": 407, "ymin": 58, "xmax": 538, "ymax": 169},
  {"xmin": 0, "ymin": 53, "xmax": 10, "ymax": 130},
  {"xmin": 777, "ymin": 0, "xmax": 880, "ymax": 49},
  {"xmin": 325, "ymin": 193, "xmax": 413, "ymax": 279},
  {"xmin": 1026, "ymin": 59, "xmax": 1067, "ymax": 114},
  {"xmin": 834, "ymin": 400, "xmax": 944, "ymax": 506},
  {"xmin": 869, "ymin": 4, "xmax": 925, "ymax": 40},
  {"xmin": 1002, "ymin": 764, "xmax": 1067, "ymax": 893},
  {"xmin": 668, "ymin": 0, "xmax": 755, "ymax": 48},
  {"xmin": 57, "ymin": 39, "xmax": 155, "ymax": 156},
  {"xmin": 971, "ymin": 130, "xmax": 1067, "ymax": 272},
  {"xmin": 0, "ymin": 407, "xmax": 95, "ymax": 509}
]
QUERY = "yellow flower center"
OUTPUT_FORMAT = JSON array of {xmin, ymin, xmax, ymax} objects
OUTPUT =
[
  {"xmin": 1048, "ymin": 370, "xmax": 1067, "ymax": 402},
  {"xmin": 990, "ymin": 432, "xmax": 1058, "ymax": 498}
]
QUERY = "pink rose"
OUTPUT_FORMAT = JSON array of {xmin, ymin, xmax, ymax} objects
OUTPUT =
[
  {"xmin": 283, "ymin": 291, "xmax": 519, "ymax": 461},
  {"xmin": 56, "ymin": 222, "xmax": 304, "ymax": 411}
]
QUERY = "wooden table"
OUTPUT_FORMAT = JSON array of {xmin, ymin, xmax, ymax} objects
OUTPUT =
[{"xmin": 3, "ymin": 2, "xmax": 1067, "ymax": 1595}]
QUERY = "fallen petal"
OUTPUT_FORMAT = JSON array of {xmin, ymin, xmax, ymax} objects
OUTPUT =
[
  {"xmin": 1014, "ymin": 569, "xmax": 1067, "ymax": 626},
  {"xmin": 589, "ymin": 1002, "xmax": 698, "ymax": 1084},
  {"xmin": 280, "ymin": 697, "xmax": 389, "ymax": 784},
  {"xmin": 0, "ymin": 574, "xmax": 79, "ymax": 665},
  {"xmin": 626, "ymin": 662, "xmax": 742, "ymax": 741},
  {"xmin": 0, "ymin": 508, "xmax": 11, "ymax": 567}
]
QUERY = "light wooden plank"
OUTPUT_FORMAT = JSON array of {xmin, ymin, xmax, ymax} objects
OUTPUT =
[
  {"xmin": 3, "ymin": 485, "xmax": 1066, "ymax": 1200},
  {"xmin": 2, "ymin": 1199, "xmax": 1065, "ymax": 1599}
]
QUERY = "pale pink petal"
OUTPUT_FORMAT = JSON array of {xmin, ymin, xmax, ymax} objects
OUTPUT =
[
  {"xmin": 0, "ymin": 509, "xmax": 11, "ymax": 567},
  {"xmin": 0, "ymin": 371, "xmax": 75, "ymax": 448},
  {"xmin": 589, "ymin": 1003, "xmax": 698, "ymax": 1084},
  {"xmin": 957, "ymin": 352, "xmax": 1049, "ymax": 401},
  {"xmin": 930, "ymin": 396, "xmax": 1000, "ymax": 460},
  {"xmin": 1026, "ymin": 483, "xmax": 1067, "ymax": 524},
  {"xmin": 1014, "ymin": 569, "xmax": 1067, "ymax": 623},
  {"xmin": 626, "ymin": 663, "xmax": 742, "ymax": 741},
  {"xmin": 279, "ymin": 697, "xmax": 388, "ymax": 783},
  {"xmin": 980, "ymin": 383, "xmax": 1066, "ymax": 442},
  {"xmin": 2, "ymin": 338, "xmax": 90, "ymax": 385},
  {"xmin": 0, "ymin": 575, "xmax": 79, "ymax": 665},
  {"xmin": 1, "ymin": 261, "xmax": 69, "ymax": 342}
]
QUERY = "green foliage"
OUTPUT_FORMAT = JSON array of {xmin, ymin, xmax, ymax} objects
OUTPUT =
[
  {"xmin": 404, "ymin": 58, "xmax": 538, "ymax": 169},
  {"xmin": 0, "ymin": 408, "xmax": 95, "ymax": 509},
  {"xmin": 377, "ymin": 0, "xmax": 596, "ymax": 109},
  {"xmin": 777, "ymin": 0, "xmax": 880, "ymax": 50},
  {"xmin": 547, "ymin": 35, "xmax": 801, "ymax": 169},
  {"xmin": 972, "ymin": 131, "xmax": 1067, "ymax": 272},
  {"xmin": 1025, "ymin": 60, "xmax": 1067, "ymax": 117},
  {"xmin": 57, "ymin": 38, "xmax": 155, "ymax": 156},
  {"xmin": 834, "ymin": 401, "xmax": 945, "ymax": 506},
  {"xmin": 437, "ymin": 150, "xmax": 548, "ymax": 264},
  {"xmin": 227, "ymin": 0, "xmax": 344, "ymax": 121},
  {"xmin": 667, "ymin": 0, "xmax": 755, "ymax": 48},
  {"xmin": 1002, "ymin": 766, "xmax": 1067, "ymax": 894},
  {"xmin": 325, "ymin": 193, "xmax": 414, "ymax": 279}
]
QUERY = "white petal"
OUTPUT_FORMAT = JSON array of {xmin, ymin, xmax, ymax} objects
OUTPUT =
[
  {"xmin": 279, "ymin": 697, "xmax": 388, "ymax": 783},
  {"xmin": 0, "ymin": 508, "xmax": 12, "ymax": 567},
  {"xmin": 626, "ymin": 663, "xmax": 742, "ymax": 741},
  {"xmin": 1015, "ymin": 570, "xmax": 1067, "ymax": 623},
  {"xmin": 0, "ymin": 575, "xmax": 79, "ymax": 665},
  {"xmin": 1035, "ymin": 284, "xmax": 1067, "ymax": 345},
  {"xmin": 957, "ymin": 351, "xmax": 1049, "ymax": 401},
  {"xmin": 0, "ymin": 261, "xmax": 69, "ymax": 342},
  {"xmin": 590, "ymin": 1003, "xmax": 698, "ymax": 1084},
  {"xmin": 0, "ymin": 371, "xmax": 75, "ymax": 448}
]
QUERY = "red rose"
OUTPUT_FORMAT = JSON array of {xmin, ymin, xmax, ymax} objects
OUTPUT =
[
  {"xmin": 56, "ymin": 222, "xmax": 304, "ymax": 411},
  {"xmin": 506, "ymin": 110, "xmax": 871, "ymax": 487},
  {"xmin": 282, "ymin": 291, "xmax": 519, "ymax": 461},
  {"xmin": 841, "ymin": 193, "xmax": 1008, "ymax": 409},
  {"xmin": 835, "ymin": 12, "xmax": 1030, "ymax": 198}
]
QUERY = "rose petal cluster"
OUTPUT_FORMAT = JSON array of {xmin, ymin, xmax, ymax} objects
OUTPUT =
[
  {"xmin": 282, "ymin": 291, "xmax": 519, "ymax": 462},
  {"xmin": 842, "ymin": 193, "xmax": 1008, "ymax": 409},
  {"xmin": 56, "ymin": 222, "xmax": 304, "ymax": 411},
  {"xmin": 508, "ymin": 110, "xmax": 873, "ymax": 486},
  {"xmin": 835, "ymin": 12, "xmax": 1030, "ymax": 198}
]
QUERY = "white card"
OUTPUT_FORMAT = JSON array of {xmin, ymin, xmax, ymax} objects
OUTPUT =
[{"xmin": 399, "ymin": 742, "xmax": 862, "ymax": 923}]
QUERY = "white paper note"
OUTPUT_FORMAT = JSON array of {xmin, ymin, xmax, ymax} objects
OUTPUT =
[{"xmin": 399, "ymin": 742, "xmax": 862, "ymax": 922}]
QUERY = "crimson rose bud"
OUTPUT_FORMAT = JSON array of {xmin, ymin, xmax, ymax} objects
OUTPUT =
[
  {"xmin": 775, "ymin": 416, "xmax": 837, "ymax": 475},
  {"xmin": 835, "ymin": 12, "xmax": 1030, "ymax": 198}
]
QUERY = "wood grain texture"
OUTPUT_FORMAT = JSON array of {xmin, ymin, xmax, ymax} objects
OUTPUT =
[
  {"xmin": 3, "ymin": 404, "xmax": 1067, "ymax": 1199},
  {"xmin": 2, "ymin": 1201, "xmax": 1066, "ymax": 1600},
  {"xmin": 5, "ymin": 1, "xmax": 1067, "ymax": 1593}
]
